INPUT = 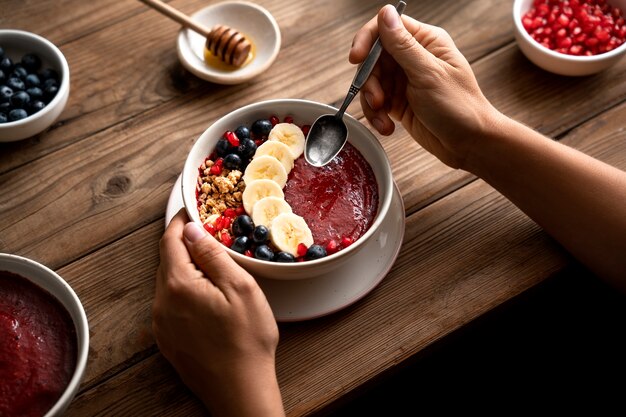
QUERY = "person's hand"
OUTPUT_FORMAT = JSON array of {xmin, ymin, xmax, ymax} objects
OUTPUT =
[
  {"xmin": 153, "ymin": 209, "xmax": 284, "ymax": 417},
  {"xmin": 350, "ymin": 4, "xmax": 503, "ymax": 170}
]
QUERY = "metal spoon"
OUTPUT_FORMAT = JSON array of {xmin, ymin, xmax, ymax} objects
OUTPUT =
[{"xmin": 304, "ymin": 0, "xmax": 407, "ymax": 167}]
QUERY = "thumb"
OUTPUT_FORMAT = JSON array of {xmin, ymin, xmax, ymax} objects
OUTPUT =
[
  {"xmin": 183, "ymin": 222, "xmax": 252, "ymax": 287},
  {"xmin": 377, "ymin": 5, "xmax": 432, "ymax": 77}
]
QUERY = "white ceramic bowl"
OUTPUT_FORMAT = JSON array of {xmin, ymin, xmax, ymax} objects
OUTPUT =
[
  {"xmin": 0, "ymin": 29, "xmax": 70, "ymax": 141},
  {"xmin": 182, "ymin": 99, "xmax": 393, "ymax": 280},
  {"xmin": 0, "ymin": 253, "xmax": 89, "ymax": 416},
  {"xmin": 177, "ymin": 1, "xmax": 281, "ymax": 84},
  {"xmin": 513, "ymin": 0, "xmax": 626, "ymax": 76}
]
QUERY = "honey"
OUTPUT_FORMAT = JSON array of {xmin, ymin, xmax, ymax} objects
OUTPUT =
[{"xmin": 203, "ymin": 38, "xmax": 256, "ymax": 71}]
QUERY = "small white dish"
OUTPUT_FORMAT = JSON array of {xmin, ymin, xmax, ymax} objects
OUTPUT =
[
  {"xmin": 176, "ymin": 1, "xmax": 281, "ymax": 84},
  {"xmin": 513, "ymin": 0, "xmax": 626, "ymax": 76},
  {"xmin": 166, "ymin": 175, "xmax": 405, "ymax": 321},
  {"xmin": 0, "ymin": 29, "xmax": 70, "ymax": 141}
]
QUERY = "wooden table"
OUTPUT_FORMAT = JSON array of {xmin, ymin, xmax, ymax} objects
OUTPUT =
[{"xmin": 2, "ymin": 0, "xmax": 625, "ymax": 415}]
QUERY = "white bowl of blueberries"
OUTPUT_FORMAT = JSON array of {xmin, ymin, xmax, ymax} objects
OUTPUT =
[{"xmin": 0, "ymin": 29, "xmax": 69, "ymax": 142}]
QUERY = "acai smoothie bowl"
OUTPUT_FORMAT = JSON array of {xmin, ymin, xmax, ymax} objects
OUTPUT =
[{"xmin": 181, "ymin": 99, "xmax": 393, "ymax": 280}]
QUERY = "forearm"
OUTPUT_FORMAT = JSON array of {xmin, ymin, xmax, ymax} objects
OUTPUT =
[
  {"xmin": 466, "ymin": 112, "xmax": 626, "ymax": 288},
  {"xmin": 200, "ymin": 360, "xmax": 285, "ymax": 417}
]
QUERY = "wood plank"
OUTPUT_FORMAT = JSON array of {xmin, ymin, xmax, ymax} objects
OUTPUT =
[
  {"xmin": 0, "ymin": 0, "xmax": 515, "ymax": 173},
  {"xmin": 2, "ymin": 36, "xmax": 625, "ymax": 267},
  {"xmin": 64, "ymin": 101, "xmax": 626, "ymax": 415}
]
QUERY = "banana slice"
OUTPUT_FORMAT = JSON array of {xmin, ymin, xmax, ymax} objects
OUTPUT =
[
  {"xmin": 254, "ymin": 141, "xmax": 295, "ymax": 175},
  {"xmin": 243, "ymin": 155, "xmax": 288, "ymax": 188},
  {"xmin": 270, "ymin": 212, "xmax": 314, "ymax": 256},
  {"xmin": 241, "ymin": 179, "xmax": 285, "ymax": 215},
  {"xmin": 268, "ymin": 123, "xmax": 306, "ymax": 159},
  {"xmin": 252, "ymin": 196, "xmax": 292, "ymax": 228}
]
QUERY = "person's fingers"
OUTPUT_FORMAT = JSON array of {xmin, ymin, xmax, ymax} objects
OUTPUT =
[
  {"xmin": 349, "ymin": 15, "xmax": 378, "ymax": 64},
  {"xmin": 182, "ymin": 221, "xmax": 255, "ymax": 290},
  {"xmin": 359, "ymin": 70, "xmax": 386, "ymax": 111},
  {"xmin": 360, "ymin": 93, "xmax": 395, "ymax": 136},
  {"xmin": 158, "ymin": 209, "xmax": 193, "ymax": 285},
  {"xmin": 377, "ymin": 5, "xmax": 437, "ymax": 81}
]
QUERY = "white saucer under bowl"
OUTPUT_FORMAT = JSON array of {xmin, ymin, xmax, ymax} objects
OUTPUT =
[
  {"xmin": 165, "ymin": 174, "xmax": 405, "ymax": 322},
  {"xmin": 176, "ymin": 1, "xmax": 281, "ymax": 84}
]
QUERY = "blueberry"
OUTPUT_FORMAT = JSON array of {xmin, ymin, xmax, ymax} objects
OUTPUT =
[
  {"xmin": 28, "ymin": 100, "xmax": 46, "ymax": 114},
  {"xmin": 231, "ymin": 236, "xmax": 251, "ymax": 254},
  {"xmin": 10, "ymin": 91, "xmax": 30, "ymax": 108},
  {"xmin": 25, "ymin": 73, "xmax": 41, "ymax": 88},
  {"xmin": 252, "ymin": 225, "xmax": 269, "ymax": 244},
  {"xmin": 237, "ymin": 138, "xmax": 257, "ymax": 159},
  {"xmin": 0, "ymin": 57, "xmax": 13, "ymax": 72},
  {"xmin": 40, "ymin": 68, "xmax": 58, "ymax": 81},
  {"xmin": 234, "ymin": 125, "xmax": 251, "ymax": 140},
  {"xmin": 12, "ymin": 65, "xmax": 28, "ymax": 80},
  {"xmin": 251, "ymin": 119, "xmax": 272, "ymax": 137},
  {"xmin": 0, "ymin": 86, "xmax": 12, "ymax": 103},
  {"xmin": 274, "ymin": 251, "xmax": 296, "ymax": 262},
  {"xmin": 0, "ymin": 69, "xmax": 5, "ymax": 84},
  {"xmin": 43, "ymin": 78, "xmax": 58, "ymax": 89},
  {"xmin": 0, "ymin": 102, "xmax": 10, "ymax": 112},
  {"xmin": 21, "ymin": 53, "xmax": 42, "ymax": 72},
  {"xmin": 8, "ymin": 108, "xmax": 28, "ymax": 121},
  {"xmin": 26, "ymin": 87, "xmax": 43, "ymax": 100},
  {"xmin": 6, "ymin": 77, "xmax": 25, "ymax": 91},
  {"xmin": 224, "ymin": 153, "xmax": 242, "ymax": 170},
  {"xmin": 0, "ymin": 112, "xmax": 7, "ymax": 123},
  {"xmin": 232, "ymin": 215, "xmax": 255, "ymax": 236},
  {"xmin": 304, "ymin": 245, "xmax": 327, "ymax": 260},
  {"xmin": 215, "ymin": 137, "xmax": 232, "ymax": 156},
  {"xmin": 254, "ymin": 244, "xmax": 274, "ymax": 261},
  {"xmin": 43, "ymin": 85, "xmax": 58, "ymax": 103}
]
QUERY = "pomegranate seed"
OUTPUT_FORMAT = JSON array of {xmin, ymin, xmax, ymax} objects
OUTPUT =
[
  {"xmin": 269, "ymin": 115, "xmax": 279, "ymax": 126},
  {"xmin": 220, "ymin": 231, "xmax": 233, "ymax": 247},
  {"xmin": 235, "ymin": 206, "xmax": 246, "ymax": 216},
  {"xmin": 341, "ymin": 236, "xmax": 353, "ymax": 247},
  {"xmin": 297, "ymin": 243, "xmax": 308, "ymax": 257},
  {"xmin": 209, "ymin": 164, "xmax": 222, "ymax": 175},
  {"xmin": 224, "ymin": 131, "xmax": 240, "ymax": 147},
  {"xmin": 570, "ymin": 44, "xmax": 584, "ymax": 54},
  {"xmin": 301, "ymin": 124, "xmax": 311, "ymax": 136},
  {"xmin": 284, "ymin": 115, "xmax": 294, "ymax": 124},
  {"xmin": 223, "ymin": 208, "xmax": 236, "ymax": 218},
  {"xmin": 244, "ymin": 249, "xmax": 254, "ymax": 257},
  {"xmin": 326, "ymin": 240, "xmax": 339, "ymax": 255},
  {"xmin": 215, "ymin": 157, "xmax": 224, "ymax": 166},
  {"xmin": 203, "ymin": 223, "xmax": 216, "ymax": 236},
  {"xmin": 254, "ymin": 139, "xmax": 264, "ymax": 147}
]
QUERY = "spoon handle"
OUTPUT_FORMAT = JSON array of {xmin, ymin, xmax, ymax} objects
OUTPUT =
[
  {"xmin": 138, "ymin": 0, "xmax": 211, "ymax": 37},
  {"xmin": 337, "ymin": 0, "xmax": 407, "ymax": 117}
]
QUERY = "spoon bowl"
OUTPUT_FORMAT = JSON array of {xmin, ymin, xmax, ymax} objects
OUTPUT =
[{"xmin": 305, "ymin": 113, "xmax": 348, "ymax": 166}]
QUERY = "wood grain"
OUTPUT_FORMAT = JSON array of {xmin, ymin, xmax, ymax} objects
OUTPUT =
[
  {"xmin": 0, "ymin": 0, "xmax": 514, "ymax": 173},
  {"xmin": 64, "ymin": 101, "xmax": 626, "ymax": 415},
  {"xmin": 2, "ymin": 0, "xmax": 626, "ymax": 416}
]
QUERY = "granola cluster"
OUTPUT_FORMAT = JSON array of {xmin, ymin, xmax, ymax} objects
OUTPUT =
[{"xmin": 196, "ymin": 158, "xmax": 245, "ymax": 224}]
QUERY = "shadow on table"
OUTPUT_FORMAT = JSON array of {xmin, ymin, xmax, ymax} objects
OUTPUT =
[{"xmin": 318, "ymin": 263, "xmax": 626, "ymax": 415}]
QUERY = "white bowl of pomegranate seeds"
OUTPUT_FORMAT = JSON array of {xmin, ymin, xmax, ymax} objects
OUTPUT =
[
  {"xmin": 181, "ymin": 99, "xmax": 393, "ymax": 280},
  {"xmin": 513, "ymin": 0, "xmax": 626, "ymax": 76},
  {"xmin": 0, "ymin": 30, "xmax": 70, "ymax": 141}
]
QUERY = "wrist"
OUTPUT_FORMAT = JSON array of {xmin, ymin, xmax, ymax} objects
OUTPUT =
[
  {"xmin": 200, "ymin": 358, "xmax": 284, "ymax": 417},
  {"xmin": 462, "ymin": 108, "xmax": 518, "ymax": 177}
]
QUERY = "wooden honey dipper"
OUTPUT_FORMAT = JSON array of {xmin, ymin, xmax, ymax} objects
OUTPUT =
[{"xmin": 138, "ymin": 0, "xmax": 252, "ymax": 67}]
